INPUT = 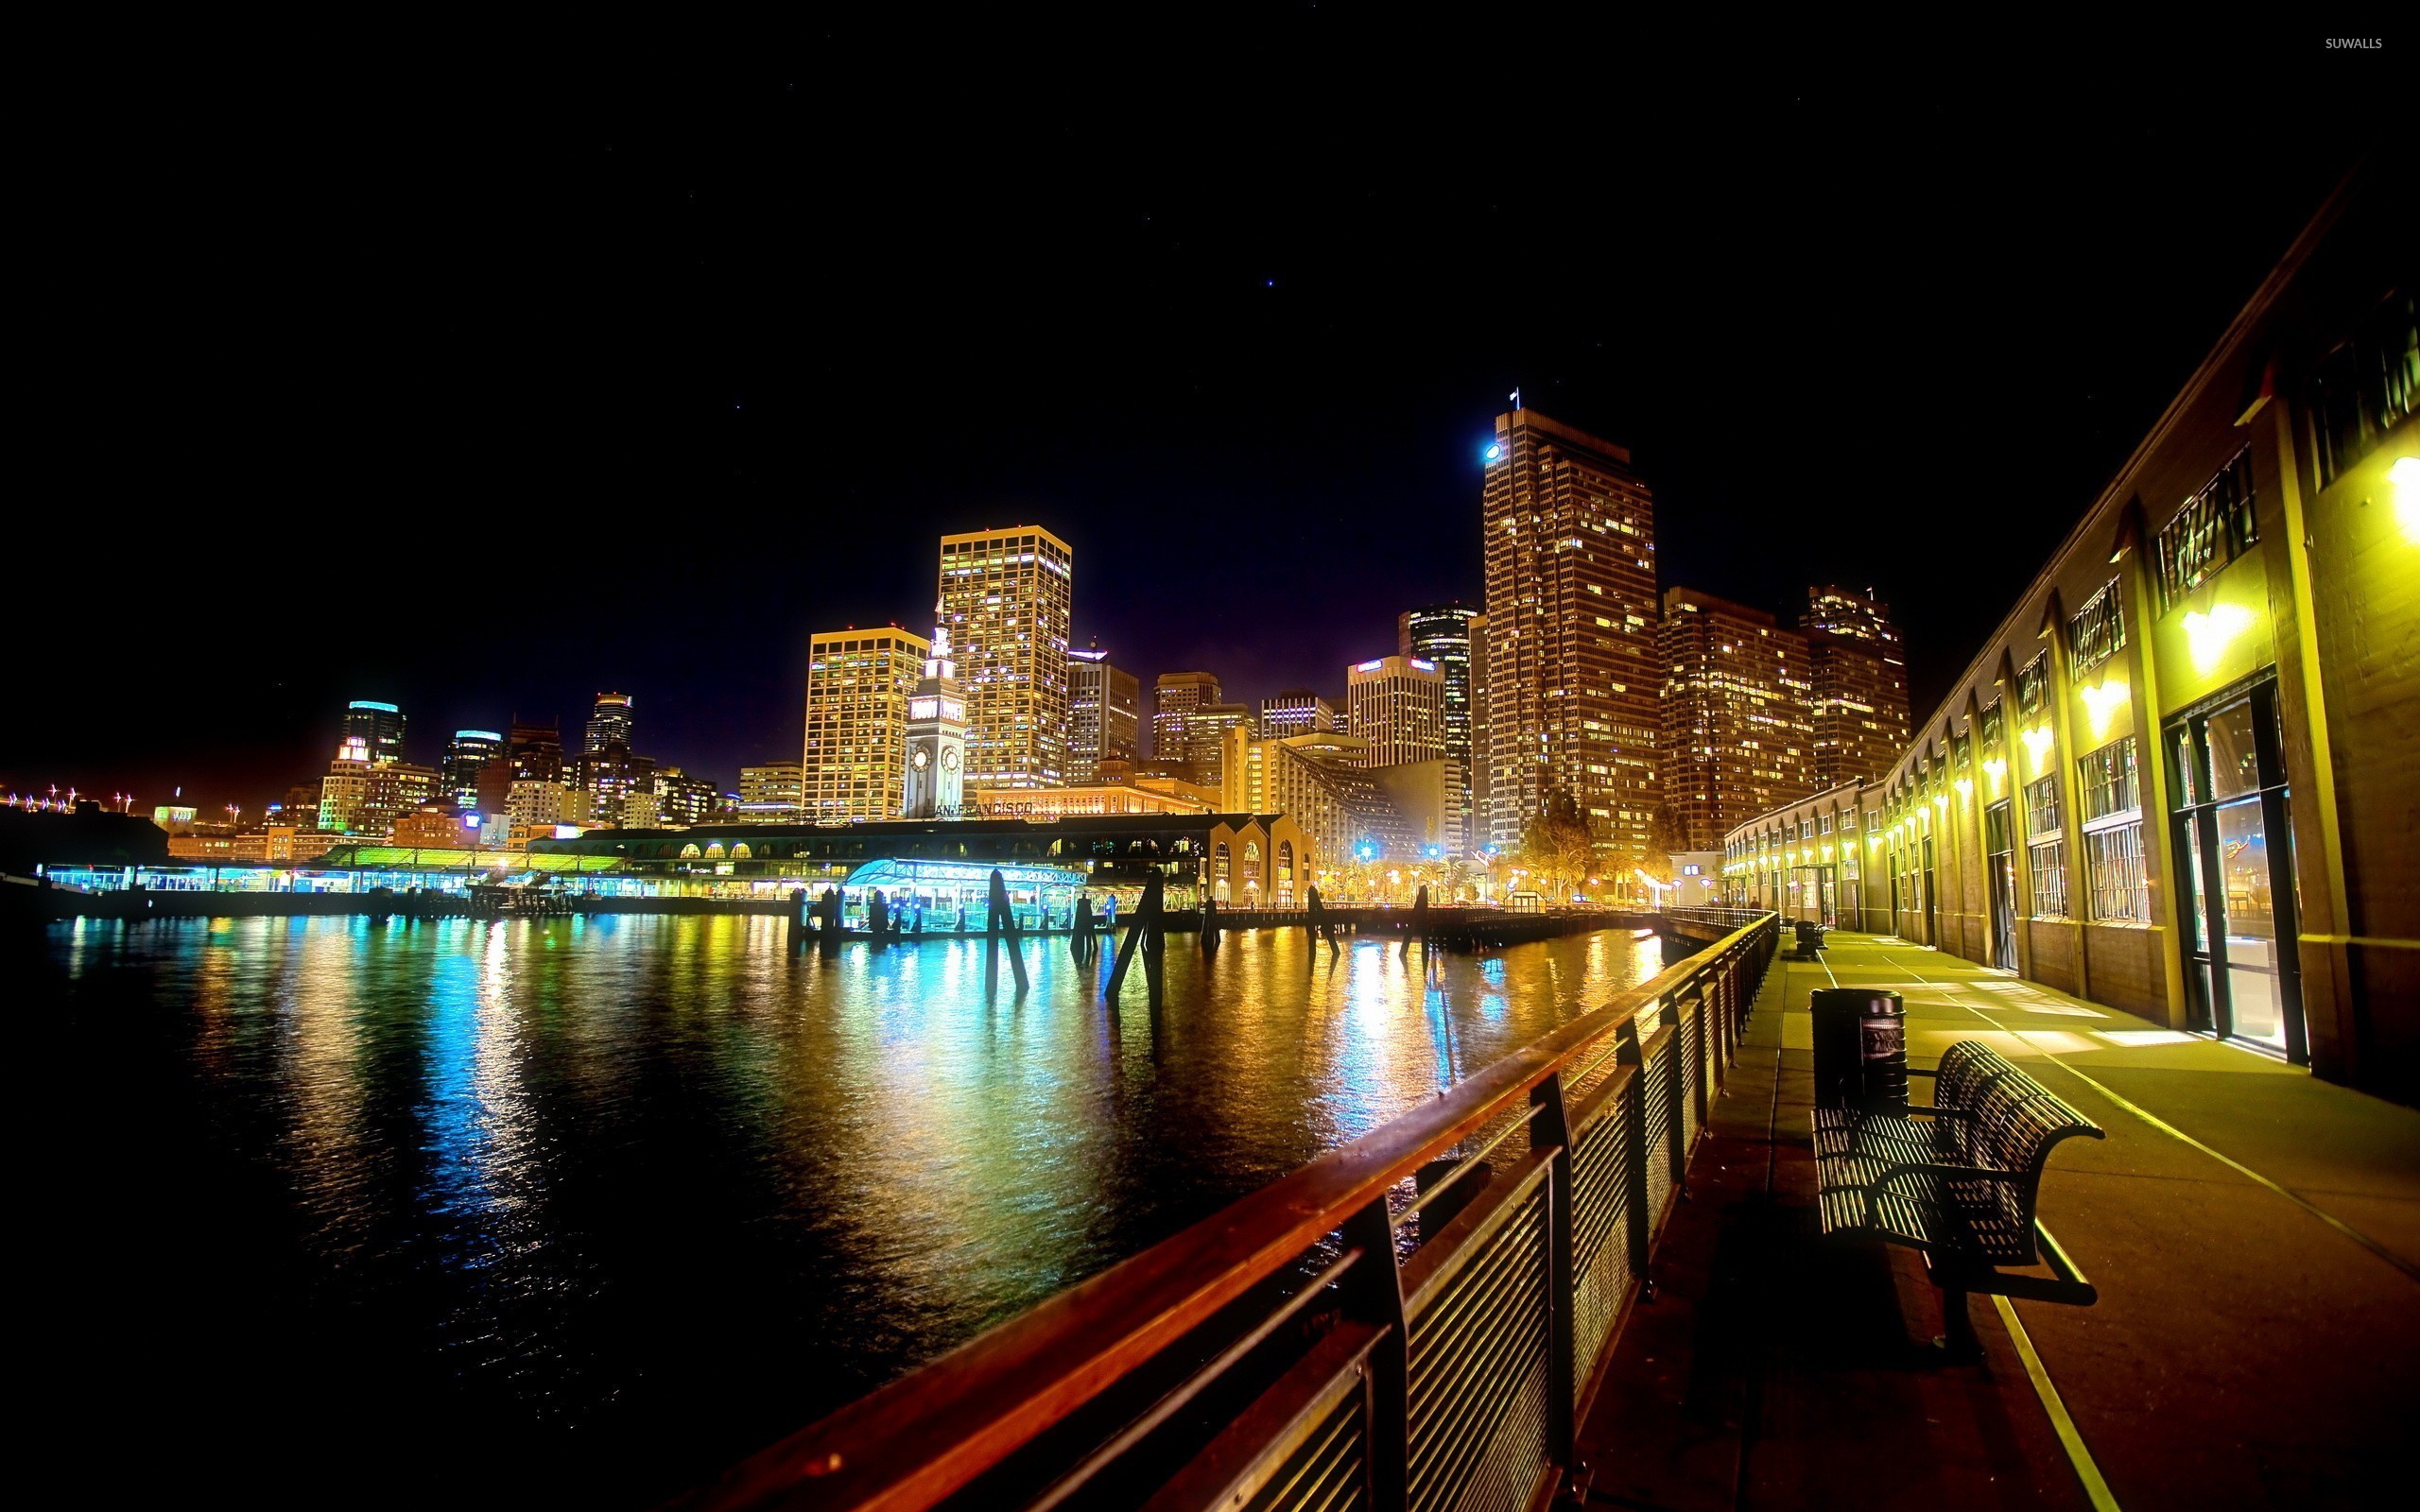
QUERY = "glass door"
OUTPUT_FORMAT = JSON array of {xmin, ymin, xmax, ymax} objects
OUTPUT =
[
  {"xmin": 2167, "ymin": 679, "xmax": 2307, "ymax": 1059},
  {"xmin": 1921, "ymin": 836, "xmax": 1938, "ymax": 946},
  {"xmin": 1986, "ymin": 799, "xmax": 2016, "ymax": 971}
]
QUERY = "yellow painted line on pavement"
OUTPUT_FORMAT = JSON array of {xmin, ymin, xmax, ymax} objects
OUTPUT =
[
  {"xmin": 1993, "ymin": 1296, "xmax": 2121, "ymax": 1512},
  {"xmin": 1876, "ymin": 950, "xmax": 2420, "ymax": 1286}
]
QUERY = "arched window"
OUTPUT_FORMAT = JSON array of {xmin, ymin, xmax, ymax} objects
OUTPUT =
[
  {"xmin": 1214, "ymin": 840, "xmax": 1231, "ymax": 878},
  {"xmin": 704, "ymin": 843, "xmax": 725, "ymax": 859},
  {"xmin": 1277, "ymin": 841, "xmax": 1294, "ymax": 878},
  {"xmin": 1244, "ymin": 841, "xmax": 1260, "ymax": 863},
  {"xmin": 680, "ymin": 843, "xmax": 702, "ymax": 859},
  {"xmin": 731, "ymin": 843, "xmax": 751, "ymax": 860}
]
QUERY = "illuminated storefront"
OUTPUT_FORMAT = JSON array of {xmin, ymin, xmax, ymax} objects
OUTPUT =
[{"xmin": 1723, "ymin": 173, "xmax": 2415, "ymax": 1100}]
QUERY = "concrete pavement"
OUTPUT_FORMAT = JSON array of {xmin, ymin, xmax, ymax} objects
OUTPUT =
[{"xmin": 1576, "ymin": 931, "xmax": 2420, "ymax": 1510}]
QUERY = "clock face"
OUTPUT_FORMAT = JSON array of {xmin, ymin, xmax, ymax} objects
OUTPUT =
[
  {"xmin": 912, "ymin": 749, "xmax": 928, "ymax": 770},
  {"xmin": 941, "ymin": 747, "xmax": 959, "ymax": 771}
]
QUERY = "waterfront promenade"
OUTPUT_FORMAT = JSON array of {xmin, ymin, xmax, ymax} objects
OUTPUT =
[{"xmin": 1581, "ymin": 932, "xmax": 2420, "ymax": 1510}]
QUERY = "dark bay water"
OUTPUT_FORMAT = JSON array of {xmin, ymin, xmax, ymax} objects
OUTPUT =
[{"xmin": 16, "ymin": 915, "xmax": 1659, "ymax": 1507}]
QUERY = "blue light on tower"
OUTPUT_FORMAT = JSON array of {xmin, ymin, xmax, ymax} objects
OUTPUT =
[
  {"xmin": 1355, "ymin": 840, "xmax": 1378, "ymax": 864},
  {"xmin": 1483, "ymin": 441, "xmax": 1504, "ymax": 463}
]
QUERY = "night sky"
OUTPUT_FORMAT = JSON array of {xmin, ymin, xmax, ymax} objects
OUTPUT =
[{"xmin": 11, "ymin": 33, "xmax": 2388, "ymax": 813}]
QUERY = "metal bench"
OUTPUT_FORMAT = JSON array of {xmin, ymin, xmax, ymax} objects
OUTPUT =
[{"xmin": 1814, "ymin": 1040, "xmax": 2103, "ymax": 1355}]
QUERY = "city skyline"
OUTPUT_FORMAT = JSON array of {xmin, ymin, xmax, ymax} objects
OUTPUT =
[{"xmin": 7, "ymin": 69, "xmax": 2373, "ymax": 817}]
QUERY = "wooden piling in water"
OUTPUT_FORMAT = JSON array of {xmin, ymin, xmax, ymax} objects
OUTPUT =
[
  {"xmin": 987, "ymin": 869, "xmax": 1028, "ymax": 991},
  {"xmin": 1305, "ymin": 884, "xmax": 1339, "ymax": 961},
  {"xmin": 1105, "ymin": 872, "xmax": 1165, "ymax": 1002}
]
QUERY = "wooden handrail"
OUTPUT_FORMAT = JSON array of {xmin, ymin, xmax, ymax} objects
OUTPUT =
[{"xmin": 678, "ymin": 914, "xmax": 1777, "ymax": 1512}]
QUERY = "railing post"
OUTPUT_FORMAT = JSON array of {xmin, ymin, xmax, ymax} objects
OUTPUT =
[
  {"xmin": 1530, "ymin": 1071, "xmax": 1576, "ymax": 1471},
  {"xmin": 1340, "ymin": 1200, "xmax": 1409, "ymax": 1512},
  {"xmin": 1707, "ymin": 961, "xmax": 1730, "ymax": 1091},
  {"xmin": 1665, "ymin": 994, "xmax": 1689, "ymax": 1193},
  {"xmin": 1617, "ymin": 1021, "xmax": 1652, "ymax": 1293}
]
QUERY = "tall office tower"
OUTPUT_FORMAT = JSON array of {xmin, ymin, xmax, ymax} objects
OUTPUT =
[
  {"xmin": 1066, "ymin": 639, "xmax": 1141, "ymax": 783},
  {"xmin": 1658, "ymin": 587, "xmax": 1816, "ymax": 853},
  {"xmin": 317, "ymin": 738, "xmax": 439, "ymax": 836},
  {"xmin": 1800, "ymin": 586, "xmax": 1912, "ymax": 786},
  {"xmin": 1467, "ymin": 613, "xmax": 1490, "ymax": 850},
  {"xmin": 1260, "ymin": 690, "xmax": 1339, "ymax": 737},
  {"xmin": 1399, "ymin": 603, "xmax": 1479, "ymax": 850},
  {"xmin": 803, "ymin": 627, "xmax": 930, "ymax": 821},
  {"xmin": 507, "ymin": 777, "xmax": 563, "ymax": 835},
  {"xmin": 508, "ymin": 716, "xmax": 564, "ymax": 784},
  {"xmin": 1479, "ymin": 407, "xmax": 1661, "ymax": 880},
  {"xmin": 1184, "ymin": 702, "xmax": 1255, "ymax": 790},
  {"xmin": 579, "ymin": 745, "xmax": 655, "ymax": 827},
  {"xmin": 442, "ymin": 730, "xmax": 503, "ymax": 808},
  {"xmin": 585, "ymin": 693, "xmax": 635, "ymax": 755},
  {"xmin": 901, "ymin": 605, "xmax": 969, "ymax": 818},
  {"xmin": 341, "ymin": 700, "xmax": 406, "ymax": 764},
  {"xmin": 938, "ymin": 524, "xmax": 1074, "ymax": 789},
  {"xmin": 1346, "ymin": 655, "xmax": 1447, "ymax": 769},
  {"xmin": 652, "ymin": 767, "xmax": 721, "ymax": 826},
  {"xmin": 1151, "ymin": 672, "xmax": 1223, "ymax": 775}
]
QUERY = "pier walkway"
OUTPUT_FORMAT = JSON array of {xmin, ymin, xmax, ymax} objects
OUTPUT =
[{"xmin": 1578, "ymin": 932, "xmax": 2420, "ymax": 1510}]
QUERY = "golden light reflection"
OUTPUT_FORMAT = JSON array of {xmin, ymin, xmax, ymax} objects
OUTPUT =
[
  {"xmin": 2021, "ymin": 724, "xmax": 2056, "ymax": 777},
  {"xmin": 2079, "ymin": 676, "xmax": 2129, "ymax": 739},
  {"xmin": 2182, "ymin": 603, "xmax": 2256, "ymax": 675}
]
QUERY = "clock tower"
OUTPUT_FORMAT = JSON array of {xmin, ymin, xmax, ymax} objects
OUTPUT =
[{"xmin": 901, "ymin": 600, "xmax": 968, "ymax": 818}]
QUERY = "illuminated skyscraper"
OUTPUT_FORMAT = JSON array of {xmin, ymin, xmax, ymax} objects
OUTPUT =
[
  {"xmin": 738, "ymin": 763, "xmax": 805, "ymax": 821},
  {"xmin": 1802, "ymin": 586, "xmax": 1911, "ymax": 786},
  {"xmin": 652, "ymin": 768, "xmax": 721, "ymax": 827},
  {"xmin": 1399, "ymin": 603, "xmax": 1479, "ymax": 850},
  {"xmin": 316, "ymin": 737, "xmax": 438, "ymax": 837},
  {"xmin": 1346, "ymin": 655, "xmax": 1446, "ymax": 769},
  {"xmin": 1468, "ymin": 612, "xmax": 1490, "ymax": 849},
  {"xmin": 442, "ymin": 730, "xmax": 503, "ymax": 809},
  {"xmin": 342, "ymin": 700, "xmax": 406, "ymax": 765},
  {"xmin": 1151, "ymin": 672, "xmax": 1223, "ymax": 777},
  {"xmin": 1479, "ymin": 407, "xmax": 1661, "ymax": 885},
  {"xmin": 1658, "ymin": 587, "xmax": 1815, "ymax": 852},
  {"xmin": 577, "ymin": 746, "xmax": 654, "ymax": 828},
  {"xmin": 803, "ymin": 627, "xmax": 930, "ymax": 821},
  {"xmin": 1260, "ymin": 690, "xmax": 1339, "ymax": 737},
  {"xmin": 1183, "ymin": 703, "xmax": 1255, "ymax": 790},
  {"xmin": 938, "ymin": 525, "xmax": 1073, "ymax": 789},
  {"xmin": 1066, "ymin": 640, "xmax": 1140, "ymax": 783},
  {"xmin": 585, "ymin": 693, "xmax": 635, "ymax": 755}
]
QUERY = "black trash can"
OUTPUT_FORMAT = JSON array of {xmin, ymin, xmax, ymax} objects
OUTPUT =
[
  {"xmin": 1809, "ymin": 988, "xmax": 1909, "ymax": 1111},
  {"xmin": 1794, "ymin": 919, "xmax": 1825, "ymax": 957}
]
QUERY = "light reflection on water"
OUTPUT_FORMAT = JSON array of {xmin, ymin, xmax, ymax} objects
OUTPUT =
[{"xmin": 32, "ymin": 915, "xmax": 1661, "ymax": 1506}]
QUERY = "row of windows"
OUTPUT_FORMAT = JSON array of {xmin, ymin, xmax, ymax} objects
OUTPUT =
[
  {"xmin": 2067, "ymin": 579, "xmax": 2127, "ymax": 677},
  {"xmin": 2153, "ymin": 447, "xmax": 2258, "ymax": 613}
]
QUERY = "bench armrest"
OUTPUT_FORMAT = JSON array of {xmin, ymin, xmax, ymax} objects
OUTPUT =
[{"xmin": 1866, "ymin": 1161, "xmax": 2023, "ymax": 1194}]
